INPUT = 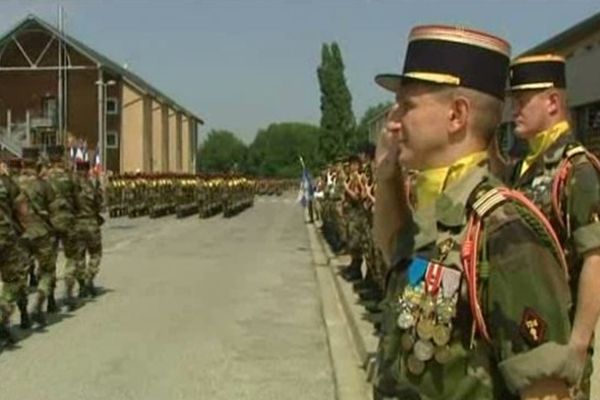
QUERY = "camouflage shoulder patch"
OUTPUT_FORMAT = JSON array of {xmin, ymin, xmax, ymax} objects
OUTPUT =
[{"xmin": 520, "ymin": 308, "xmax": 547, "ymax": 347}]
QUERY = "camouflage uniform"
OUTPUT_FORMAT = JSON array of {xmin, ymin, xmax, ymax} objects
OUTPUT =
[
  {"xmin": 46, "ymin": 153, "xmax": 82, "ymax": 310},
  {"xmin": 341, "ymin": 166, "xmax": 366, "ymax": 280},
  {"xmin": 372, "ymin": 24, "xmax": 578, "ymax": 400},
  {"xmin": 0, "ymin": 165, "xmax": 30, "ymax": 341},
  {"xmin": 16, "ymin": 157, "xmax": 56, "ymax": 324},
  {"xmin": 74, "ymin": 164, "xmax": 103, "ymax": 297},
  {"xmin": 504, "ymin": 55, "xmax": 600, "ymax": 399},
  {"xmin": 374, "ymin": 164, "xmax": 580, "ymax": 400},
  {"xmin": 508, "ymin": 127, "xmax": 600, "ymax": 399}
]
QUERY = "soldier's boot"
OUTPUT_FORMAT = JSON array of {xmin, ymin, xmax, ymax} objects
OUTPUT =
[
  {"xmin": 17, "ymin": 296, "xmax": 31, "ymax": 330},
  {"xmin": 341, "ymin": 257, "xmax": 363, "ymax": 282},
  {"xmin": 0, "ymin": 322, "xmax": 17, "ymax": 345},
  {"xmin": 87, "ymin": 278, "xmax": 98, "ymax": 298},
  {"xmin": 31, "ymin": 292, "xmax": 47, "ymax": 327},
  {"xmin": 78, "ymin": 279, "xmax": 89, "ymax": 299},
  {"xmin": 47, "ymin": 291, "xmax": 58, "ymax": 314},
  {"xmin": 64, "ymin": 282, "xmax": 80, "ymax": 312}
]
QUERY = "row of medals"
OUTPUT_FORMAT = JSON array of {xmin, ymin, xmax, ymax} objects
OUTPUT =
[{"xmin": 397, "ymin": 280, "xmax": 458, "ymax": 375}]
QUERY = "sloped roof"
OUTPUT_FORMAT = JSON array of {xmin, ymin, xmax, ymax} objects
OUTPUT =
[
  {"xmin": 521, "ymin": 11, "xmax": 600, "ymax": 56},
  {"xmin": 0, "ymin": 14, "xmax": 204, "ymax": 124}
]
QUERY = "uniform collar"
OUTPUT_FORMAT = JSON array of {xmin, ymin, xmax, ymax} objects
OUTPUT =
[
  {"xmin": 409, "ymin": 159, "xmax": 490, "ymax": 255},
  {"xmin": 520, "ymin": 120, "xmax": 570, "ymax": 177},
  {"xmin": 413, "ymin": 151, "xmax": 488, "ymax": 210}
]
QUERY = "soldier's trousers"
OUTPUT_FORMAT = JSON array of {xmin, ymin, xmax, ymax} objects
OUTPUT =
[
  {"xmin": 0, "ymin": 243, "xmax": 28, "ymax": 323},
  {"xmin": 346, "ymin": 205, "xmax": 364, "ymax": 260},
  {"xmin": 76, "ymin": 221, "xmax": 102, "ymax": 282},
  {"xmin": 52, "ymin": 228, "xmax": 82, "ymax": 289},
  {"xmin": 23, "ymin": 234, "xmax": 56, "ymax": 299}
]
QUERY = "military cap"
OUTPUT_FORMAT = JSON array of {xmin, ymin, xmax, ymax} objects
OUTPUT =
[
  {"xmin": 508, "ymin": 54, "xmax": 566, "ymax": 91},
  {"xmin": 75, "ymin": 160, "xmax": 90, "ymax": 171},
  {"xmin": 47, "ymin": 145, "xmax": 65, "ymax": 161},
  {"xmin": 375, "ymin": 25, "xmax": 511, "ymax": 99}
]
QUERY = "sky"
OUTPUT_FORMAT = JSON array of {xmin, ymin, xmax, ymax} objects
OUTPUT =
[{"xmin": 1, "ymin": 0, "xmax": 599, "ymax": 143}]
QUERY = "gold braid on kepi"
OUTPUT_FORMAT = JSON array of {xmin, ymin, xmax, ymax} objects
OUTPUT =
[
  {"xmin": 509, "ymin": 54, "xmax": 566, "ymax": 91},
  {"xmin": 375, "ymin": 24, "xmax": 511, "ymax": 99}
]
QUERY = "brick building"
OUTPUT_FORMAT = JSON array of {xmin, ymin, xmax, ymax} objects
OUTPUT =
[{"xmin": 0, "ymin": 14, "xmax": 203, "ymax": 173}]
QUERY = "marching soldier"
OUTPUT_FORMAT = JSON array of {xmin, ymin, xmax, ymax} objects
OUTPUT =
[
  {"xmin": 0, "ymin": 159, "xmax": 29, "ymax": 342},
  {"xmin": 74, "ymin": 160, "xmax": 104, "ymax": 297},
  {"xmin": 3, "ymin": 159, "xmax": 32, "ymax": 330},
  {"xmin": 46, "ymin": 145, "xmax": 82, "ymax": 311},
  {"xmin": 372, "ymin": 25, "xmax": 579, "ymax": 399},
  {"xmin": 15, "ymin": 148, "xmax": 57, "ymax": 326},
  {"xmin": 506, "ymin": 54, "xmax": 600, "ymax": 399}
]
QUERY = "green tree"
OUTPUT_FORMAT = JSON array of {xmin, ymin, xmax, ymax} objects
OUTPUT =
[
  {"xmin": 317, "ymin": 42, "xmax": 356, "ymax": 162},
  {"xmin": 198, "ymin": 129, "xmax": 248, "ymax": 173},
  {"xmin": 247, "ymin": 122, "xmax": 322, "ymax": 178}
]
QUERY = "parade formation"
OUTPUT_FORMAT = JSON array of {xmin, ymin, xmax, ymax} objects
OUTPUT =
[
  {"xmin": 2, "ymin": 4, "xmax": 600, "ymax": 400},
  {"xmin": 0, "ymin": 146, "xmax": 293, "ymax": 348},
  {"xmin": 312, "ymin": 24, "xmax": 600, "ymax": 400}
]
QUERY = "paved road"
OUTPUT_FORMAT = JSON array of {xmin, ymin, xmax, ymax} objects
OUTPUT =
[{"xmin": 0, "ymin": 195, "xmax": 336, "ymax": 400}]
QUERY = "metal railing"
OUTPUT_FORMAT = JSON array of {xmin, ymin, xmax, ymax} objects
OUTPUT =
[{"xmin": 0, "ymin": 126, "xmax": 25, "ymax": 157}]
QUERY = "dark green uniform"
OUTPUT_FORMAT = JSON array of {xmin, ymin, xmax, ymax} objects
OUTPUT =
[
  {"xmin": 16, "ymin": 165, "xmax": 56, "ymax": 323},
  {"xmin": 0, "ymin": 170, "xmax": 28, "ymax": 340},
  {"xmin": 47, "ymin": 163, "xmax": 81, "ymax": 309},
  {"xmin": 508, "ymin": 130, "xmax": 600, "ymax": 399},
  {"xmin": 75, "ymin": 171, "xmax": 103, "ymax": 297},
  {"xmin": 374, "ymin": 165, "xmax": 578, "ymax": 400}
]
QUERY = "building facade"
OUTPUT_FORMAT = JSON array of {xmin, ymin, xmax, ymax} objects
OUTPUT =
[
  {"xmin": 0, "ymin": 14, "xmax": 203, "ymax": 173},
  {"xmin": 500, "ymin": 11, "xmax": 600, "ymax": 157}
]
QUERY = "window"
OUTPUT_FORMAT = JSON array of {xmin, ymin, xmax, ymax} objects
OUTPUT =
[
  {"xmin": 106, "ymin": 131, "xmax": 119, "ymax": 148},
  {"xmin": 585, "ymin": 103, "xmax": 600, "ymax": 130},
  {"xmin": 42, "ymin": 96, "xmax": 57, "ymax": 120},
  {"xmin": 106, "ymin": 98, "xmax": 119, "ymax": 115}
]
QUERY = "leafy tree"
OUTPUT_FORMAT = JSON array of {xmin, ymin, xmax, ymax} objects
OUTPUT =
[
  {"xmin": 198, "ymin": 130, "xmax": 248, "ymax": 173},
  {"xmin": 317, "ymin": 42, "xmax": 356, "ymax": 162},
  {"xmin": 246, "ymin": 122, "xmax": 322, "ymax": 178}
]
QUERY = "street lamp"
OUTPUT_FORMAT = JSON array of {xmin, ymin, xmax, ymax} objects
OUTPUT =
[{"xmin": 95, "ymin": 79, "xmax": 116, "ymax": 171}]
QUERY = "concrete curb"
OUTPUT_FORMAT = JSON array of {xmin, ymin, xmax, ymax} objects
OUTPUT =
[
  {"xmin": 306, "ymin": 221, "xmax": 372, "ymax": 400},
  {"xmin": 306, "ymin": 219, "xmax": 378, "ymax": 388}
]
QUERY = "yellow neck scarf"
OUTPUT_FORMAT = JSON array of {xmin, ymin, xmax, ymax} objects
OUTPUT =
[
  {"xmin": 414, "ymin": 151, "xmax": 488, "ymax": 209},
  {"xmin": 520, "ymin": 120, "xmax": 570, "ymax": 177}
]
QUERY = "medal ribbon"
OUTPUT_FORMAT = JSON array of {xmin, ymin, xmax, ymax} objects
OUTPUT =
[
  {"xmin": 425, "ymin": 262, "xmax": 443, "ymax": 296},
  {"xmin": 408, "ymin": 257, "xmax": 428, "ymax": 287}
]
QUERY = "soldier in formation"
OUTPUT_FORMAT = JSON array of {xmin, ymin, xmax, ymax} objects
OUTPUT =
[
  {"xmin": 74, "ymin": 160, "xmax": 104, "ymax": 298},
  {"xmin": 0, "ymin": 145, "xmax": 104, "ymax": 345},
  {"xmin": 105, "ymin": 172, "xmax": 278, "ymax": 220},
  {"xmin": 502, "ymin": 54, "xmax": 600, "ymax": 400},
  {"xmin": 315, "ymin": 24, "xmax": 599, "ymax": 400}
]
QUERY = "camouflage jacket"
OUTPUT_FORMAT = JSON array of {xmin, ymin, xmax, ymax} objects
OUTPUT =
[
  {"xmin": 47, "ymin": 166, "xmax": 78, "ymax": 230},
  {"xmin": 16, "ymin": 171, "xmax": 55, "ymax": 239},
  {"xmin": 0, "ymin": 174, "xmax": 23, "ymax": 249},
  {"xmin": 75, "ymin": 176, "xmax": 102, "ymax": 223},
  {"xmin": 507, "ymin": 131, "xmax": 600, "ymax": 298},
  {"xmin": 375, "ymin": 163, "xmax": 578, "ymax": 400}
]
